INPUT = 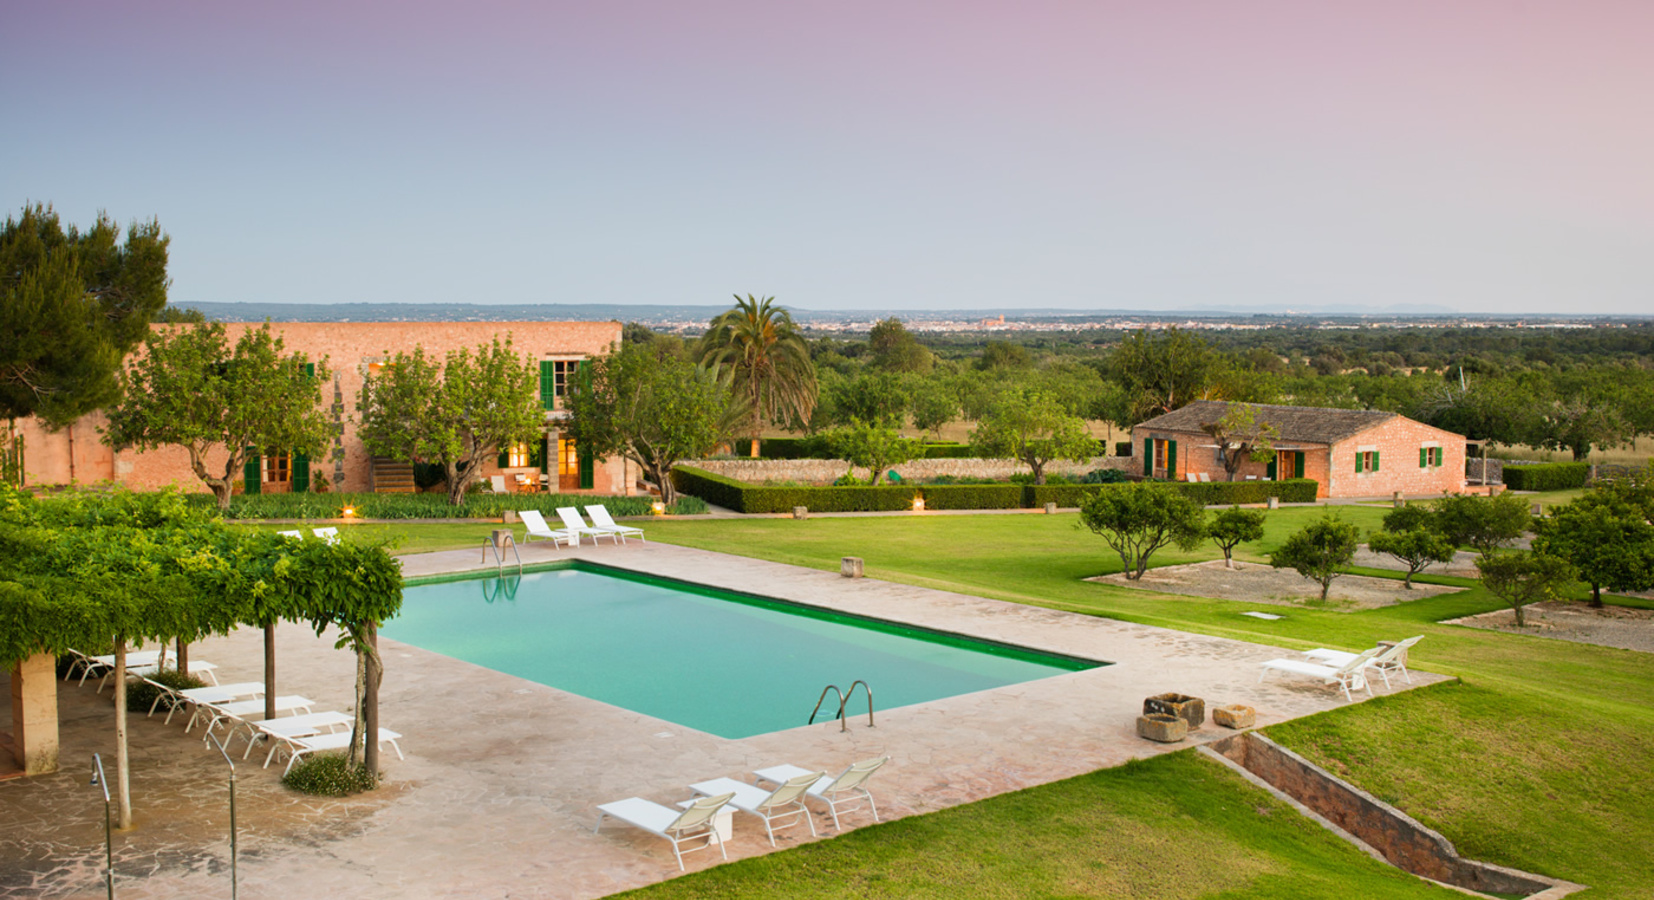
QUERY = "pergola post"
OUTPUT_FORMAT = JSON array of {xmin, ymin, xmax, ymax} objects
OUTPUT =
[{"xmin": 9, "ymin": 652, "xmax": 60, "ymax": 775}]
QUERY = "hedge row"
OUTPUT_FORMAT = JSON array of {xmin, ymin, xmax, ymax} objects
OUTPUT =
[
  {"xmin": 671, "ymin": 466, "xmax": 1319, "ymax": 513},
  {"xmin": 191, "ymin": 491, "xmax": 706, "ymax": 520},
  {"xmin": 1501, "ymin": 462, "xmax": 1591, "ymax": 492}
]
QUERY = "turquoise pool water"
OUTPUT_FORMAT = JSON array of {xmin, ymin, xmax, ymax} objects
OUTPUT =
[{"xmin": 384, "ymin": 564, "xmax": 1100, "ymax": 739}]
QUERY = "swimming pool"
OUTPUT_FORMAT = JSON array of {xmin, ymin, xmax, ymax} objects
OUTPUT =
[{"xmin": 385, "ymin": 564, "xmax": 1102, "ymax": 739}]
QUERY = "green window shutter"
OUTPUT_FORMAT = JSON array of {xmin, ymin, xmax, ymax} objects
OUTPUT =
[
  {"xmin": 1372, "ymin": 451, "xmax": 1380, "ymax": 472},
  {"xmin": 540, "ymin": 361, "xmax": 555, "ymax": 411},
  {"xmin": 292, "ymin": 453, "xmax": 309, "ymax": 493},
  {"xmin": 578, "ymin": 442, "xmax": 594, "ymax": 489},
  {"xmin": 1355, "ymin": 453, "xmax": 1364, "ymax": 474},
  {"xmin": 1143, "ymin": 438, "xmax": 1153, "ymax": 476},
  {"xmin": 497, "ymin": 446, "xmax": 510, "ymax": 468},
  {"xmin": 304, "ymin": 362, "xmax": 315, "ymax": 378},
  {"xmin": 1420, "ymin": 447, "xmax": 1428, "ymax": 467},
  {"xmin": 1435, "ymin": 447, "xmax": 1444, "ymax": 466},
  {"xmin": 529, "ymin": 437, "xmax": 547, "ymax": 469},
  {"xmin": 1294, "ymin": 453, "xmax": 1305, "ymax": 479},
  {"xmin": 243, "ymin": 448, "xmax": 261, "ymax": 495},
  {"xmin": 1266, "ymin": 457, "xmax": 1277, "ymax": 480},
  {"xmin": 1166, "ymin": 440, "xmax": 1177, "ymax": 478}
]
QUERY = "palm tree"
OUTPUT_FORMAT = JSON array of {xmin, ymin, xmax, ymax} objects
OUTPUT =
[{"xmin": 698, "ymin": 294, "xmax": 818, "ymax": 457}]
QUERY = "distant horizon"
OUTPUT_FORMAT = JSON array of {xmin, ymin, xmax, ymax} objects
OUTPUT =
[{"xmin": 9, "ymin": 2, "xmax": 1653, "ymax": 316}]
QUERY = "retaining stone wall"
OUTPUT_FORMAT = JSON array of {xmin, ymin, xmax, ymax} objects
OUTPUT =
[{"xmin": 687, "ymin": 455, "xmax": 1135, "ymax": 485}]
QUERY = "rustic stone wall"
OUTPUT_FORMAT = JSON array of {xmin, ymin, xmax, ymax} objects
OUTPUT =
[
  {"xmin": 687, "ymin": 455, "xmax": 1135, "ymax": 485},
  {"xmin": 1209, "ymin": 733, "xmax": 1558, "ymax": 897},
  {"xmin": 1466, "ymin": 457, "xmax": 1504, "ymax": 485}
]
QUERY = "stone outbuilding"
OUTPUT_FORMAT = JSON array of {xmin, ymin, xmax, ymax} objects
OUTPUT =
[{"xmin": 1131, "ymin": 401, "xmax": 1466, "ymax": 499}]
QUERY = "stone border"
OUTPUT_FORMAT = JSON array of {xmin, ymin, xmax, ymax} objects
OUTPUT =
[{"xmin": 1202, "ymin": 733, "xmax": 1585, "ymax": 899}]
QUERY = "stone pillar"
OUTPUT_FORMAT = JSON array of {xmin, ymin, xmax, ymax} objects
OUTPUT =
[
  {"xmin": 10, "ymin": 653, "xmax": 59, "ymax": 775},
  {"xmin": 841, "ymin": 557, "xmax": 864, "ymax": 578},
  {"xmin": 1393, "ymin": 491, "xmax": 1404, "ymax": 508},
  {"xmin": 1266, "ymin": 496, "xmax": 1280, "ymax": 510}
]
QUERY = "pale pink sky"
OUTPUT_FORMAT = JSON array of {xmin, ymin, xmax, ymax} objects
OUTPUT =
[{"xmin": 5, "ymin": 1, "xmax": 1651, "ymax": 313}]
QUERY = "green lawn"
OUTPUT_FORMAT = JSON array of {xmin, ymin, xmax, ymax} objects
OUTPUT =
[{"xmin": 246, "ymin": 503, "xmax": 1654, "ymax": 897}]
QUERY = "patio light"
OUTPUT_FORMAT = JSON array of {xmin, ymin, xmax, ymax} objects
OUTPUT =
[
  {"xmin": 912, "ymin": 496, "xmax": 925, "ymax": 511},
  {"xmin": 651, "ymin": 501, "xmax": 666, "ymax": 516},
  {"xmin": 342, "ymin": 506, "xmax": 356, "ymax": 518}
]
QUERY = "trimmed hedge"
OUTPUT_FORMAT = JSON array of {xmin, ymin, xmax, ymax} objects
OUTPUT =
[
  {"xmin": 193, "ymin": 491, "xmax": 705, "ymax": 520},
  {"xmin": 672, "ymin": 465, "xmax": 1319, "ymax": 512},
  {"xmin": 1502, "ymin": 462, "xmax": 1590, "ymax": 492}
]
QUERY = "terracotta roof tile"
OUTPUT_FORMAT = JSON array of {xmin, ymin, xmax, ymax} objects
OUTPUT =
[{"xmin": 1134, "ymin": 400, "xmax": 1396, "ymax": 444}]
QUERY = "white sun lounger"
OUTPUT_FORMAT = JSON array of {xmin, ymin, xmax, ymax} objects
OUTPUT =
[
  {"xmin": 312, "ymin": 527, "xmax": 340, "ymax": 545},
  {"xmin": 690, "ymin": 770, "xmax": 824, "ymax": 846},
  {"xmin": 584, "ymin": 505, "xmax": 646, "ymax": 543},
  {"xmin": 1258, "ymin": 647, "xmax": 1381, "ymax": 701},
  {"xmin": 79, "ymin": 649, "xmax": 159, "ymax": 688},
  {"xmin": 1304, "ymin": 636, "xmax": 1423, "ymax": 688},
  {"xmin": 277, "ymin": 530, "xmax": 303, "ymax": 539},
  {"xmin": 179, "ymin": 682, "xmax": 266, "ymax": 731},
  {"xmin": 519, "ymin": 509, "xmax": 579, "ymax": 547},
  {"xmin": 557, "ymin": 507, "xmax": 617, "ymax": 544},
  {"xmin": 753, "ymin": 757, "xmax": 889, "ymax": 829},
  {"xmin": 197, "ymin": 695, "xmax": 315, "ymax": 741},
  {"xmin": 276, "ymin": 727, "xmax": 405, "ymax": 775},
  {"xmin": 240, "ymin": 710, "xmax": 354, "ymax": 760},
  {"xmin": 489, "ymin": 475, "xmax": 509, "ymax": 494},
  {"xmin": 595, "ymin": 792, "xmax": 735, "ymax": 871}
]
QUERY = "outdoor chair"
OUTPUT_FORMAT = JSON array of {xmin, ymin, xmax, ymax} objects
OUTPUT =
[
  {"xmin": 689, "ymin": 770, "xmax": 824, "ymax": 846},
  {"xmin": 557, "ymin": 506, "xmax": 617, "ymax": 544},
  {"xmin": 584, "ymin": 504, "xmax": 646, "ymax": 543},
  {"xmin": 1303, "ymin": 635, "xmax": 1423, "ymax": 688},
  {"xmin": 241, "ymin": 710, "xmax": 353, "ymax": 763},
  {"xmin": 197, "ymin": 695, "xmax": 315, "ymax": 742},
  {"xmin": 1185, "ymin": 473, "xmax": 1199, "ymax": 483},
  {"xmin": 277, "ymin": 529, "xmax": 303, "ymax": 539},
  {"xmin": 312, "ymin": 527, "xmax": 340, "ymax": 544},
  {"xmin": 753, "ymin": 757, "xmax": 889, "ymax": 829},
  {"xmin": 1198, "ymin": 472, "xmax": 1211, "ymax": 483},
  {"xmin": 519, "ymin": 509, "xmax": 579, "ymax": 547},
  {"xmin": 489, "ymin": 475, "xmax": 509, "ymax": 493},
  {"xmin": 1257, "ymin": 647, "xmax": 1381, "ymax": 701},
  {"xmin": 594, "ymin": 792, "xmax": 736, "ymax": 871},
  {"xmin": 178, "ymin": 682, "xmax": 267, "ymax": 731},
  {"xmin": 276, "ymin": 727, "xmax": 404, "ymax": 775}
]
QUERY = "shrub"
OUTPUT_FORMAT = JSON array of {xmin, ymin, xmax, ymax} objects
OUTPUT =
[
  {"xmin": 1079, "ymin": 468, "xmax": 1129, "ymax": 485},
  {"xmin": 282, "ymin": 752, "xmax": 380, "ymax": 796},
  {"xmin": 1502, "ymin": 461, "xmax": 1591, "ymax": 492},
  {"xmin": 923, "ymin": 475, "xmax": 1001, "ymax": 486},
  {"xmin": 672, "ymin": 466, "xmax": 915, "ymax": 513},
  {"xmin": 195, "ymin": 491, "xmax": 676, "ymax": 520},
  {"xmin": 920, "ymin": 484, "xmax": 1025, "ymax": 510},
  {"xmin": 125, "ymin": 668, "xmax": 206, "ymax": 713},
  {"xmin": 759, "ymin": 436, "xmax": 834, "ymax": 460},
  {"xmin": 1270, "ymin": 513, "xmax": 1360, "ymax": 601}
]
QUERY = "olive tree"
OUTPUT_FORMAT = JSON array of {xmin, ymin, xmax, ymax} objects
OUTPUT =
[
  {"xmin": 357, "ymin": 337, "xmax": 542, "ymax": 505},
  {"xmin": 1270, "ymin": 514, "xmax": 1360, "ymax": 601},
  {"xmin": 104, "ymin": 322, "xmax": 332, "ymax": 509},
  {"xmin": 970, "ymin": 387, "xmax": 1096, "ymax": 485},
  {"xmin": 1208, "ymin": 507, "xmax": 1266, "ymax": 570},
  {"xmin": 1079, "ymin": 482, "xmax": 1206, "ymax": 580},
  {"xmin": 1476, "ymin": 551, "xmax": 1575, "ymax": 627},
  {"xmin": 1533, "ymin": 493, "xmax": 1654, "ymax": 608},
  {"xmin": 1433, "ymin": 492, "xmax": 1532, "ymax": 561},
  {"xmin": 825, "ymin": 418, "xmax": 921, "ymax": 485},
  {"xmin": 1367, "ymin": 504, "xmax": 1456, "ymax": 589}
]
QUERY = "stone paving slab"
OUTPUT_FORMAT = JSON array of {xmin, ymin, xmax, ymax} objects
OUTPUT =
[{"xmin": 2, "ymin": 540, "xmax": 1448, "ymax": 899}]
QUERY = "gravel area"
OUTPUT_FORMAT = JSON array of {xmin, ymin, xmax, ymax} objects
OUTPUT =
[
  {"xmin": 1447, "ymin": 601, "xmax": 1654, "ymax": 653},
  {"xmin": 1089, "ymin": 559, "xmax": 1460, "ymax": 612}
]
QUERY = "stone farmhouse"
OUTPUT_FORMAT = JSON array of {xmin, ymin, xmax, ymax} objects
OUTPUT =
[
  {"xmin": 14, "ymin": 321, "xmax": 636, "ymax": 497},
  {"xmin": 1131, "ymin": 400, "xmax": 1466, "ymax": 499}
]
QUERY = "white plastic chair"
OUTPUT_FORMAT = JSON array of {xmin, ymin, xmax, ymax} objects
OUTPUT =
[
  {"xmin": 1304, "ymin": 636, "xmax": 1423, "ymax": 688},
  {"xmin": 690, "ymin": 770, "xmax": 824, "ymax": 846},
  {"xmin": 1258, "ymin": 647, "xmax": 1381, "ymax": 701},
  {"xmin": 584, "ymin": 505, "xmax": 646, "ymax": 543},
  {"xmin": 519, "ymin": 509, "xmax": 578, "ymax": 547},
  {"xmin": 595, "ymin": 793, "xmax": 736, "ymax": 871}
]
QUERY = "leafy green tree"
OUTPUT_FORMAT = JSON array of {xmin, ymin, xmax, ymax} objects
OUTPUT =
[
  {"xmin": 103, "ymin": 323, "xmax": 330, "ymax": 509},
  {"xmin": 869, "ymin": 317, "xmax": 934, "ymax": 374},
  {"xmin": 1200, "ymin": 403, "xmax": 1279, "ymax": 482},
  {"xmin": 357, "ymin": 337, "xmax": 541, "ymax": 505},
  {"xmin": 970, "ymin": 387, "xmax": 1096, "ymax": 485},
  {"xmin": 1533, "ymin": 494, "xmax": 1654, "ymax": 607},
  {"xmin": 698, "ymin": 295, "xmax": 818, "ymax": 457},
  {"xmin": 907, "ymin": 375, "xmax": 959, "ymax": 439},
  {"xmin": 825, "ymin": 418, "xmax": 921, "ymax": 485},
  {"xmin": 1476, "ymin": 550, "xmax": 1575, "ymax": 627},
  {"xmin": 976, "ymin": 340, "xmax": 1031, "ymax": 371},
  {"xmin": 1079, "ymin": 482, "xmax": 1206, "ymax": 580},
  {"xmin": 564, "ymin": 341, "xmax": 729, "ymax": 504},
  {"xmin": 1, "ymin": 204, "xmax": 170, "ymax": 427},
  {"xmin": 1208, "ymin": 507, "xmax": 1266, "ymax": 570},
  {"xmin": 1110, "ymin": 327, "xmax": 1226, "ymax": 422},
  {"xmin": 1433, "ymin": 492, "xmax": 1532, "ymax": 561},
  {"xmin": 1533, "ymin": 397, "xmax": 1632, "ymax": 462},
  {"xmin": 1368, "ymin": 504, "xmax": 1456, "ymax": 589},
  {"xmin": 837, "ymin": 372, "xmax": 909, "ymax": 427},
  {"xmin": 1270, "ymin": 514, "xmax": 1360, "ymax": 601}
]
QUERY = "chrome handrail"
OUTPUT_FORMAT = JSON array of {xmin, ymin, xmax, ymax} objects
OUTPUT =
[
  {"xmin": 807, "ymin": 684, "xmax": 844, "ymax": 727},
  {"xmin": 844, "ymin": 679, "xmax": 875, "ymax": 730},
  {"xmin": 481, "ymin": 533, "xmax": 523, "ymax": 576}
]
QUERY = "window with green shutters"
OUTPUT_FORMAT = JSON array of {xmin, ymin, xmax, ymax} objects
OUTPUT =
[
  {"xmin": 540, "ymin": 361, "xmax": 556, "ymax": 410},
  {"xmin": 292, "ymin": 453, "xmax": 309, "ymax": 493},
  {"xmin": 1166, "ymin": 439, "xmax": 1178, "ymax": 479},
  {"xmin": 1419, "ymin": 446, "xmax": 1443, "ymax": 468},
  {"xmin": 1294, "ymin": 452, "xmax": 1305, "ymax": 479},
  {"xmin": 1143, "ymin": 438, "xmax": 1153, "ymax": 476},
  {"xmin": 1356, "ymin": 450, "xmax": 1380, "ymax": 473},
  {"xmin": 243, "ymin": 448, "xmax": 261, "ymax": 495},
  {"xmin": 578, "ymin": 442, "xmax": 594, "ymax": 489}
]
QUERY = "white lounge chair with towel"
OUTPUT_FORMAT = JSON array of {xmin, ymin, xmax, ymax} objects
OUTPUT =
[
  {"xmin": 689, "ymin": 770, "xmax": 824, "ymax": 846},
  {"xmin": 1303, "ymin": 635, "xmax": 1423, "ymax": 688},
  {"xmin": 753, "ymin": 757, "xmax": 889, "ymax": 829},
  {"xmin": 312, "ymin": 527, "xmax": 340, "ymax": 545},
  {"xmin": 557, "ymin": 506, "xmax": 617, "ymax": 544},
  {"xmin": 519, "ymin": 509, "xmax": 579, "ymax": 547},
  {"xmin": 585, "ymin": 504, "xmax": 645, "ymax": 543},
  {"xmin": 1258, "ymin": 647, "xmax": 1381, "ymax": 701},
  {"xmin": 595, "ymin": 792, "xmax": 736, "ymax": 871}
]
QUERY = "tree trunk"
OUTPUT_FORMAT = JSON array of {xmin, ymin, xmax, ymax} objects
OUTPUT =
[
  {"xmin": 212, "ymin": 480, "xmax": 234, "ymax": 510},
  {"xmin": 1513, "ymin": 602, "xmax": 1527, "ymax": 627},
  {"xmin": 114, "ymin": 639, "xmax": 132, "ymax": 830},
  {"xmin": 1590, "ymin": 583, "xmax": 1603, "ymax": 608},
  {"xmin": 1320, "ymin": 579, "xmax": 1331, "ymax": 601},
  {"xmin": 653, "ymin": 462, "xmax": 676, "ymax": 505},
  {"xmin": 364, "ymin": 625, "xmax": 381, "ymax": 779},
  {"xmin": 1404, "ymin": 569, "xmax": 1416, "ymax": 589},
  {"xmin": 1224, "ymin": 550, "xmax": 1235, "ymax": 570},
  {"xmin": 1030, "ymin": 457, "xmax": 1046, "ymax": 486},
  {"xmin": 175, "ymin": 639, "xmax": 189, "ymax": 677},
  {"xmin": 263, "ymin": 623, "xmax": 277, "ymax": 720},
  {"xmin": 446, "ymin": 461, "xmax": 468, "ymax": 506}
]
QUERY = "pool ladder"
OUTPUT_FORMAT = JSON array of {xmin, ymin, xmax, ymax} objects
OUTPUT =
[
  {"xmin": 481, "ymin": 532, "xmax": 523, "ymax": 576},
  {"xmin": 809, "ymin": 680, "xmax": 874, "ymax": 733}
]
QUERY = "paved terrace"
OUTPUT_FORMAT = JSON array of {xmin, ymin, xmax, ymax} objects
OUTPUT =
[{"xmin": 1, "ymin": 540, "xmax": 1449, "ymax": 899}]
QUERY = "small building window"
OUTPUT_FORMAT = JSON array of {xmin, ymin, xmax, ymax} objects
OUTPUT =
[
  {"xmin": 505, "ymin": 442, "xmax": 531, "ymax": 468},
  {"xmin": 558, "ymin": 438, "xmax": 579, "ymax": 478},
  {"xmin": 1419, "ymin": 446, "xmax": 1443, "ymax": 468},
  {"xmin": 1355, "ymin": 450, "xmax": 1380, "ymax": 473},
  {"xmin": 262, "ymin": 452, "xmax": 291, "ymax": 483},
  {"xmin": 541, "ymin": 359, "xmax": 585, "ymax": 410}
]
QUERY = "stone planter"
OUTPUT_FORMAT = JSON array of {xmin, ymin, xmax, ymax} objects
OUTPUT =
[
  {"xmin": 1213, "ymin": 704, "xmax": 1255, "ymax": 729},
  {"xmin": 1144, "ymin": 693, "xmax": 1205, "ymax": 729},
  {"xmin": 841, "ymin": 556, "xmax": 864, "ymax": 578},
  {"xmin": 1137, "ymin": 713, "xmax": 1188, "ymax": 743}
]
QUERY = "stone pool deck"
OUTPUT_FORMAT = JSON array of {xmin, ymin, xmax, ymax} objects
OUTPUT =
[{"xmin": 1, "ymin": 541, "xmax": 1449, "ymax": 899}]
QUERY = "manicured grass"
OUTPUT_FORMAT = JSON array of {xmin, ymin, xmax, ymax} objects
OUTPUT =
[
  {"xmin": 616, "ymin": 752, "xmax": 1463, "ymax": 900},
  {"xmin": 621, "ymin": 510, "xmax": 1654, "ymax": 898}
]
